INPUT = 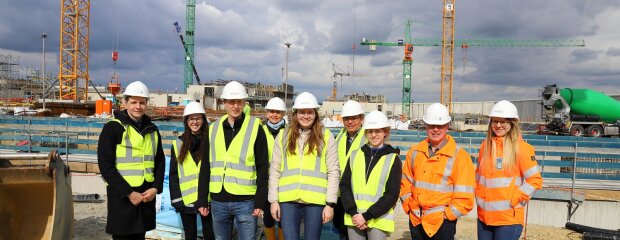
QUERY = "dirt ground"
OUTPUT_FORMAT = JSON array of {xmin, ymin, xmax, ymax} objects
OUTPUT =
[{"xmin": 73, "ymin": 200, "xmax": 581, "ymax": 240}]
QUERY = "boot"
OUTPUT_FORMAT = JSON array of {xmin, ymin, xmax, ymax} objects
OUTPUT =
[
  {"xmin": 264, "ymin": 226, "xmax": 276, "ymax": 240},
  {"xmin": 277, "ymin": 226, "xmax": 284, "ymax": 240}
]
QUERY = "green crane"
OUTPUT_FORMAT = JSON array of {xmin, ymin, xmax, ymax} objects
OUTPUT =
[
  {"xmin": 184, "ymin": 0, "xmax": 196, "ymax": 91},
  {"xmin": 361, "ymin": 20, "xmax": 585, "ymax": 117}
]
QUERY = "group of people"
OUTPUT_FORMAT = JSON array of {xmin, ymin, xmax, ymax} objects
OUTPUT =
[{"xmin": 98, "ymin": 80, "xmax": 543, "ymax": 240}]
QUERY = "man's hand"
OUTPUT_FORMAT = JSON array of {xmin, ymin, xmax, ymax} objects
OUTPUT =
[
  {"xmin": 352, "ymin": 213, "xmax": 367, "ymax": 230},
  {"xmin": 322, "ymin": 205, "xmax": 334, "ymax": 224},
  {"xmin": 270, "ymin": 202, "xmax": 281, "ymax": 222},
  {"xmin": 252, "ymin": 208, "xmax": 263, "ymax": 218},
  {"xmin": 128, "ymin": 191, "xmax": 143, "ymax": 206},
  {"xmin": 141, "ymin": 188, "xmax": 157, "ymax": 203},
  {"xmin": 198, "ymin": 207, "xmax": 210, "ymax": 217}
]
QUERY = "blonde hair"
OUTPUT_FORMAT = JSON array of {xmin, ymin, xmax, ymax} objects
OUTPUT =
[
  {"xmin": 483, "ymin": 118, "xmax": 521, "ymax": 172},
  {"xmin": 364, "ymin": 127, "xmax": 391, "ymax": 144},
  {"xmin": 287, "ymin": 109, "xmax": 324, "ymax": 155}
]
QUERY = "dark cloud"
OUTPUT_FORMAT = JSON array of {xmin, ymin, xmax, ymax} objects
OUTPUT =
[
  {"xmin": 606, "ymin": 47, "xmax": 620, "ymax": 57},
  {"xmin": 570, "ymin": 49, "xmax": 602, "ymax": 64}
]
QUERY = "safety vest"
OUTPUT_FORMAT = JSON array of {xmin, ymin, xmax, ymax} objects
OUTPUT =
[
  {"xmin": 335, "ymin": 128, "xmax": 366, "ymax": 173},
  {"xmin": 262, "ymin": 124, "xmax": 284, "ymax": 161},
  {"xmin": 475, "ymin": 137, "xmax": 543, "ymax": 226},
  {"xmin": 278, "ymin": 128, "xmax": 332, "ymax": 205},
  {"xmin": 171, "ymin": 140, "xmax": 201, "ymax": 206},
  {"xmin": 111, "ymin": 119, "xmax": 157, "ymax": 187},
  {"xmin": 344, "ymin": 150, "xmax": 396, "ymax": 232},
  {"xmin": 209, "ymin": 115, "xmax": 260, "ymax": 195},
  {"xmin": 400, "ymin": 135, "xmax": 475, "ymax": 237}
]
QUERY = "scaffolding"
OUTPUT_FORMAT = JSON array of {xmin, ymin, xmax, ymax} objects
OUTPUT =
[{"xmin": 0, "ymin": 53, "xmax": 19, "ymax": 80}]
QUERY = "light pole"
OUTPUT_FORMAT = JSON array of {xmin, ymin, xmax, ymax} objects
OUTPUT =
[
  {"xmin": 41, "ymin": 33, "xmax": 47, "ymax": 110},
  {"xmin": 284, "ymin": 42, "xmax": 291, "ymax": 108}
]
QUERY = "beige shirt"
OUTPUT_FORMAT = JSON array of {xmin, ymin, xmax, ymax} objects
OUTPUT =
[{"xmin": 268, "ymin": 128, "xmax": 340, "ymax": 204}]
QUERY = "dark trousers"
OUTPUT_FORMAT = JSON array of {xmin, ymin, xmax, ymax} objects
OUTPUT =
[
  {"xmin": 409, "ymin": 219, "xmax": 457, "ymax": 240},
  {"xmin": 477, "ymin": 219, "xmax": 523, "ymax": 240},
  {"xmin": 180, "ymin": 212, "xmax": 215, "ymax": 240},
  {"xmin": 112, "ymin": 233, "xmax": 145, "ymax": 240},
  {"xmin": 333, "ymin": 198, "xmax": 348, "ymax": 240}
]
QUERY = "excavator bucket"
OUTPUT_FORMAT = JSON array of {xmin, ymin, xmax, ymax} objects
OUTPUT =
[{"xmin": 0, "ymin": 151, "xmax": 73, "ymax": 240}]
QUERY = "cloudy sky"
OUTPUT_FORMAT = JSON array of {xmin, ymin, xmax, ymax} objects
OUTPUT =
[{"xmin": 1, "ymin": 0, "xmax": 619, "ymax": 103}]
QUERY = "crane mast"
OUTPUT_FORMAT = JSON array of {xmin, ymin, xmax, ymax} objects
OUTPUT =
[
  {"xmin": 440, "ymin": 0, "xmax": 456, "ymax": 111},
  {"xmin": 58, "ymin": 0, "xmax": 90, "ymax": 101}
]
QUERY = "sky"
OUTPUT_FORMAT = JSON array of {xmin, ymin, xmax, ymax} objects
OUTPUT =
[{"xmin": 1, "ymin": 0, "xmax": 620, "ymax": 103}]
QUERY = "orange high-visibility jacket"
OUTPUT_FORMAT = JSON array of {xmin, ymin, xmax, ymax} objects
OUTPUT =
[
  {"xmin": 400, "ymin": 135, "xmax": 475, "ymax": 237},
  {"xmin": 475, "ymin": 137, "xmax": 543, "ymax": 226}
]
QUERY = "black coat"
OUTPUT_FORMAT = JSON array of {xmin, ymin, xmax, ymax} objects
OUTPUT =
[
  {"xmin": 339, "ymin": 144, "xmax": 402, "ymax": 221},
  {"xmin": 169, "ymin": 133, "xmax": 208, "ymax": 213},
  {"xmin": 97, "ymin": 110, "xmax": 165, "ymax": 235}
]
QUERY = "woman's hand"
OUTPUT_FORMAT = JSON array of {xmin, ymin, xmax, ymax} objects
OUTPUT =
[
  {"xmin": 322, "ymin": 205, "xmax": 334, "ymax": 224},
  {"xmin": 270, "ymin": 202, "xmax": 281, "ymax": 221}
]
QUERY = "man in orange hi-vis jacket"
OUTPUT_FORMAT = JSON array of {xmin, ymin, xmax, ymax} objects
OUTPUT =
[{"xmin": 400, "ymin": 103, "xmax": 475, "ymax": 240}]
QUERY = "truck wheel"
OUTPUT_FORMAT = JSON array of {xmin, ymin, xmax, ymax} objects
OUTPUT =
[
  {"xmin": 570, "ymin": 125, "xmax": 584, "ymax": 136},
  {"xmin": 586, "ymin": 125, "xmax": 603, "ymax": 137}
]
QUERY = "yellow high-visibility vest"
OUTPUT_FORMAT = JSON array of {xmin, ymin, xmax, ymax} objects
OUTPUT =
[
  {"xmin": 171, "ymin": 140, "xmax": 201, "ymax": 206},
  {"xmin": 335, "ymin": 128, "xmax": 366, "ymax": 173},
  {"xmin": 344, "ymin": 150, "xmax": 396, "ymax": 233},
  {"xmin": 111, "ymin": 119, "xmax": 157, "ymax": 187},
  {"xmin": 278, "ymin": 128, "xmax": 332, "ymax": 205},
  {"xmin": 209, "ymin": 115, "xmax": 260, "ymax": 195},
  {"xmin": 262, "ymin": 124, "xmax": 284, "ymax": 161}
]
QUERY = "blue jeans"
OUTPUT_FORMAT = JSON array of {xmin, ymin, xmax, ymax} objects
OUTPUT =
[
  {"xmin": 280, "ymin": 202, "xmax": 324, "ymax": 240},
  {"xmin": 211, "ymin": 200, "xmax": 257, "ymax": 240},
  {"xmin": 477, "ymin": 219, "xmax": 523, "ymax": 240}
]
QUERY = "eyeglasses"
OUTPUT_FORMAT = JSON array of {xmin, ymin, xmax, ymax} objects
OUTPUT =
[
  {"xmin": 425, "ymin": 124, "xmax": 448, "ymax": 130},
  {"xmin": 188, "ymin": 117, "xmax": 203, "ymax": 123},
  {"xmin": 491, "ymin": 120, "xmax": 510, "ymax": 127},
  {"xmin": 343, "ymin": 116, "xmax": 361, "ymax": 122}
]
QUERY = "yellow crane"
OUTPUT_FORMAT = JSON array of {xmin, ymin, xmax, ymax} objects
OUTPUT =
[{"xmin": 58, "ymin": 0, "xmax": 90, "ymax": 101}]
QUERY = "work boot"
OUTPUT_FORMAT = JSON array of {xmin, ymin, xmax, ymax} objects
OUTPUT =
[{"xmin": 264, "ymin": 226, "xmax": 276, "ymax": 240}]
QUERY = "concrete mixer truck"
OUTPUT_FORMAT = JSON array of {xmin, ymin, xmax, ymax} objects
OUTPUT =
[{"xmin": 541, "ymin": 84, "xmax": 620, "ymax": 137}]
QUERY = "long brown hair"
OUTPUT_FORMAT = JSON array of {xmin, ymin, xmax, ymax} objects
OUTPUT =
[
  {"xmin": 286, "ymin": 109, "xmax": 324, "ymax": 155},
  {"xmin": 483, "ymin": 118, "xmax": 521, "ymax": 172},
  {"xmin": 178, "ymin": 114, "xmax": 209, "ymax": 164}
]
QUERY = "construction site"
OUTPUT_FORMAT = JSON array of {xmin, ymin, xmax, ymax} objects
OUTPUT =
[{"xmin": 1, "ymin": 0, "xmax": 620, "ymax": 239}]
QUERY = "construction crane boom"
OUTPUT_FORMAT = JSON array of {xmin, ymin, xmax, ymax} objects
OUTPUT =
[
  {"xmin": 361, "ymin": 28, "xmax": 585, "ymax": 113},
  {"xmin": 174, "ymin": 22, "xmax": 201, "ymax": 85}
]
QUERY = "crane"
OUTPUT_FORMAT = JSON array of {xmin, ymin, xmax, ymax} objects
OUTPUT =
[
  {"xmin": 330, "ymin": 63, "xmax": 365, "ymax": 101},
  {"xmin": 58, "ymin": 0, "xmax": 90, "ymax": 101},
  {"xmin": 174, "ymin": 22, "xmax": 201, "ymax": 86},
  {"xmin": 361, "ymin": 22, "xmax": 585, "ymax": 114}
]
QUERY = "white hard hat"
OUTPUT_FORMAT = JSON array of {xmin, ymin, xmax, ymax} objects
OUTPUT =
[
  {"xmin": 183, "ymin": 102, "xmax": 206, "ymax": 116},
  {"xmin": 341, "ymin": 100, "xmax": 364, "ymax": 117},
  {"xmin": 489, "ymin": 100, "xmax": 519, "ymax": 119},
  {"xmin": 220, "ymin": 81, "xmax": 248, "ymax": 99},
  {"xmin": 123, "ymin": 81, "xmax": 149, "ymax": 98},
  {"xmin": 265, "ymin": 97, "xmax": 286, "ymax": 112},
  {"xmin": 293, "ymin": 92, "xmax": 319, "ymax": 109},
  {"xmin": 423, "ymin": 103, "xmax": 451, "ymax": 125},
  {"xmin": 363, "ymin": 110, "xmax": 390, "ymax": 129}
]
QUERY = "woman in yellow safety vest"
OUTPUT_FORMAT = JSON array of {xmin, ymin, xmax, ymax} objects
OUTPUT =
[
  {"xmin": 476, "ymin": 100, "xmax": 543, "ymax": 240},
  {"xmin": 340, "ymin": 111, "xmax": 402, "ymax": 240},
  {"xmin": 268, "ymin": 92, "xmax": 340, "ymax": 240},
  {"xmin": 261, "ymin": 97, "xmax": 287, "ymax": 240},
  {"xmin": 169, "ymin": 102, "xmax": 214, "ymax": 240}
]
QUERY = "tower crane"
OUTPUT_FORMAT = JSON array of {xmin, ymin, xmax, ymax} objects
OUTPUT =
[
  {"xmin": 330, "ymin": 63, "xmax": 365, "ymax": 101},
  {"xmin": 361, "ymin": 20, "xmax": 585, "ymax": 114},
  {"xmin": 174, "ymin": 22, "xmax": 201, "ymax": 86},
  {"xmin": 58, "ymin": 0, "xmax": 90, "ymax": 101}
]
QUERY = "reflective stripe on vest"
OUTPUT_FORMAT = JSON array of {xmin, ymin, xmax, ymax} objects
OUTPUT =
[
  {"xmin": 209, "ymin": 115, "xmax": 259, "ymax": 195},
  {"xmin": 112, "ymin": 119, "xmax": 157, "ymax": 187},
  {"xmin": 278, "ymin": 129, "xmax": 332, "ymax": 205},
  {"xmin": 172, "ymin": 140, "xmax": 201, "ymax": 206},
  {"xmin": 336, "ymin": 128, "xmax": 366, "ymax": 173},
  {"xmin": 344, "ymin": 150, "xmax": 396, "ymax": 232}
]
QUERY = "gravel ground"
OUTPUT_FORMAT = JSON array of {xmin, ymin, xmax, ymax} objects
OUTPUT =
[{"xmin": 73, "ymin": 200, "xmax": 581, "ymax": 240}]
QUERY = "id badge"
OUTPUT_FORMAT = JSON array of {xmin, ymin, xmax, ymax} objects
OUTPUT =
[{"xmin": 496, "ymin": 158, "xmax": 503, "ymax": 169}]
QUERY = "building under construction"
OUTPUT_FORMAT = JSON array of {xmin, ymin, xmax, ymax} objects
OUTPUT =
[{"xmin": 0, "ymin": 53, "xmax": 47, "ymax": 104}]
